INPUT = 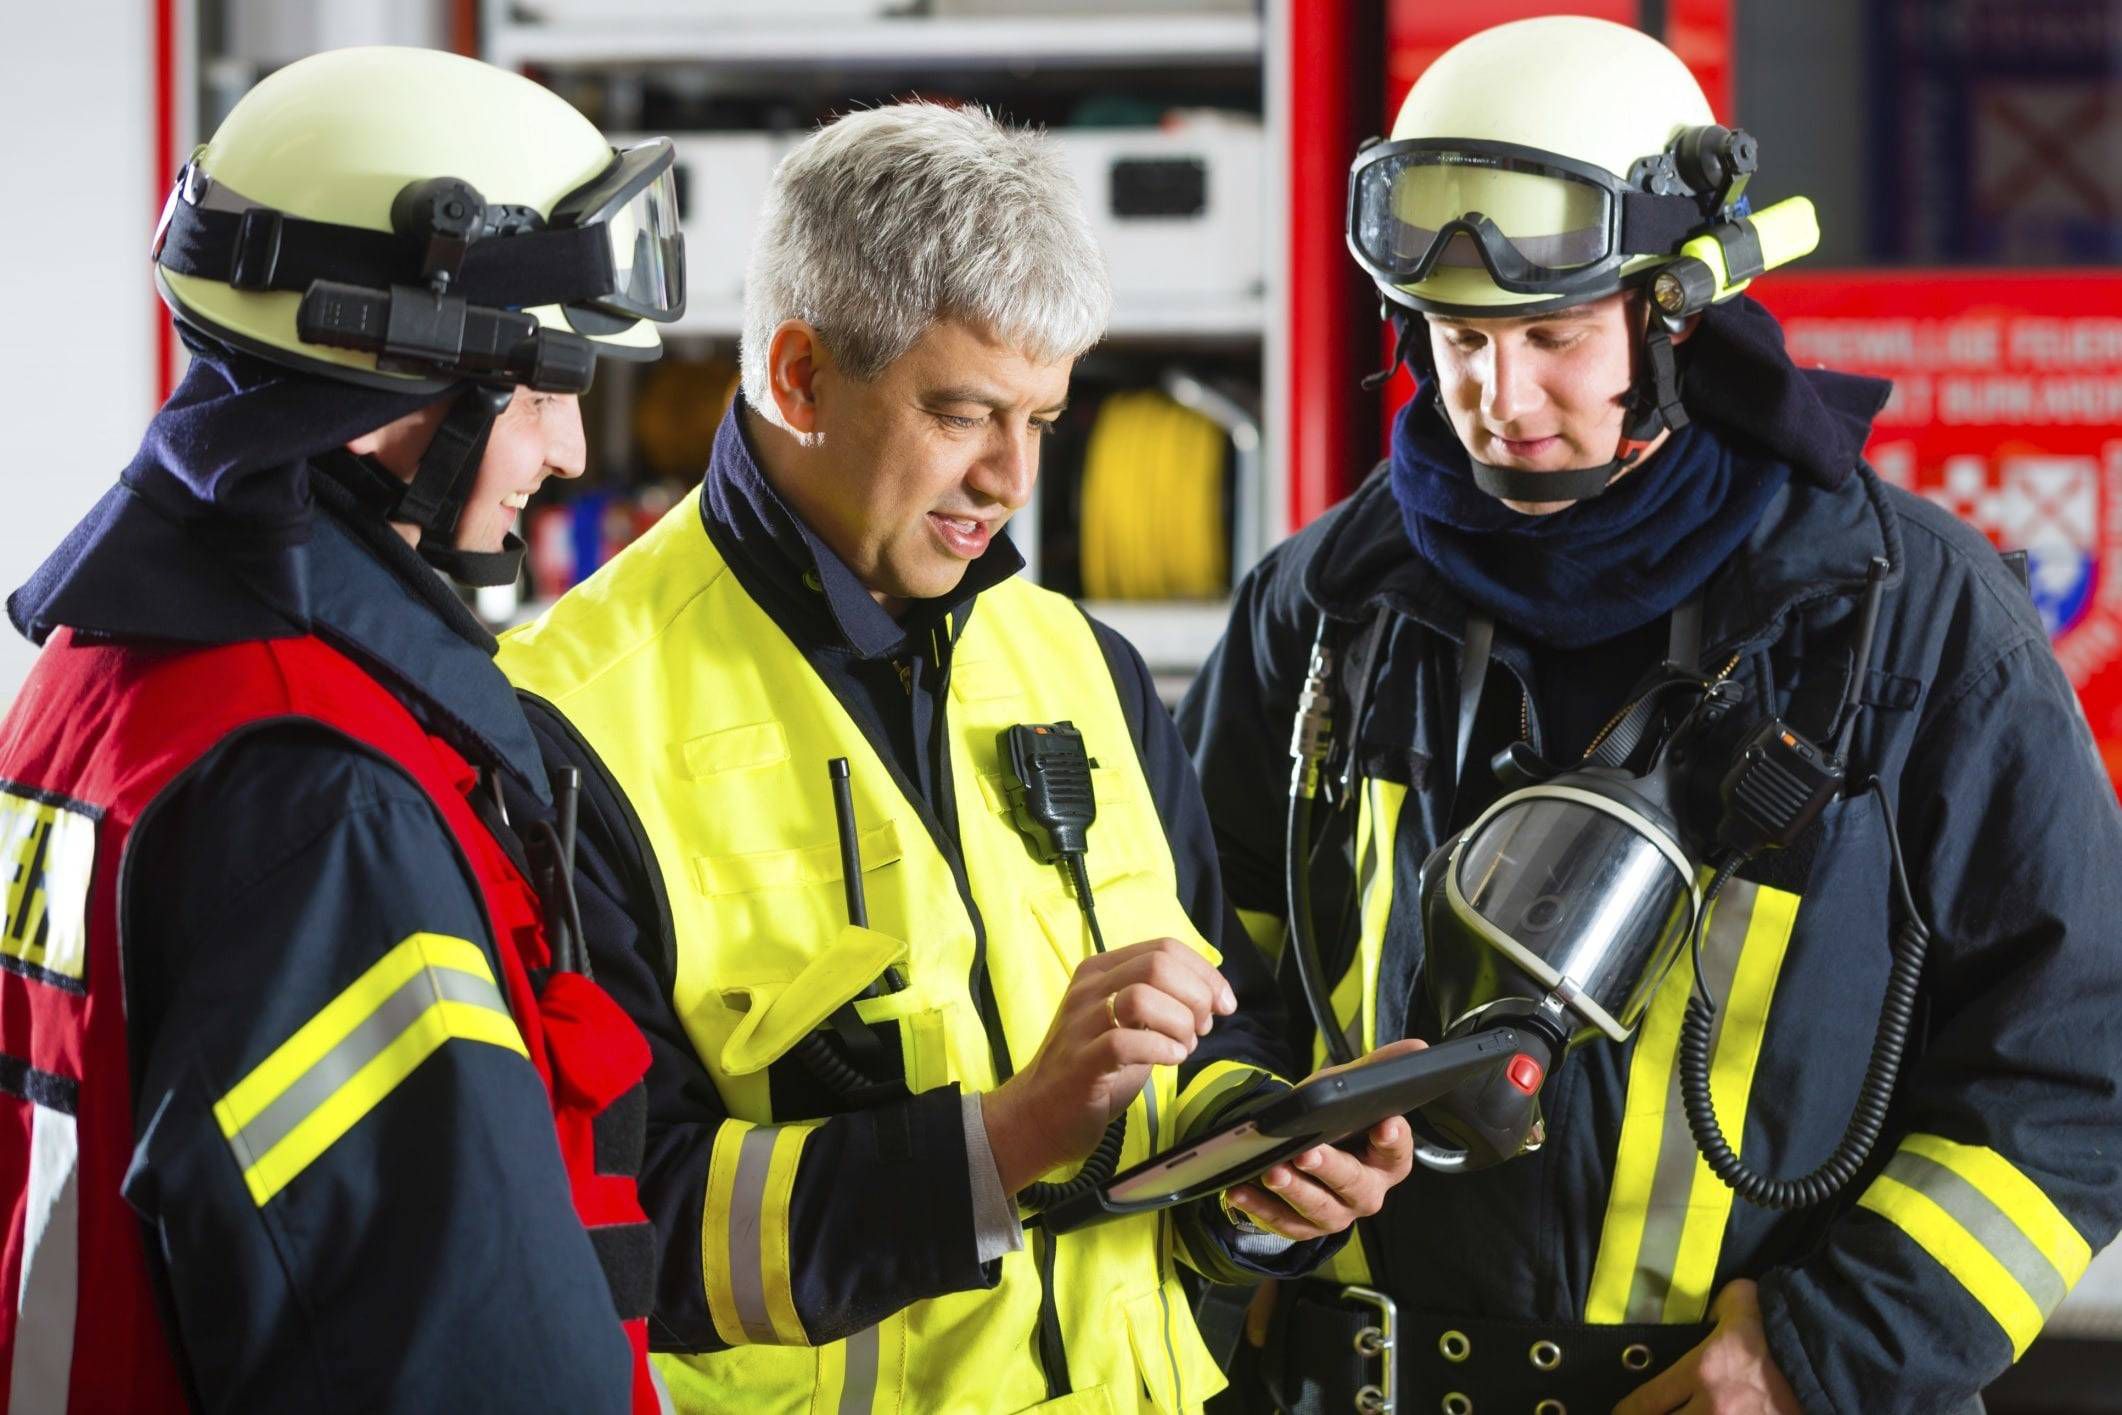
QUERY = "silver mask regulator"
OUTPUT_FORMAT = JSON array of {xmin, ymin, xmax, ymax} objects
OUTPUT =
[{"xmin": 1287, "ymin": 559, "xmax": 1933, "ymax": 1209}]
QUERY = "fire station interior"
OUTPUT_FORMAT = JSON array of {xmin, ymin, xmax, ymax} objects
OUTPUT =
[{"xmin": 7, "ymin": 0, "xmax": 2120, "ymax": 1410}]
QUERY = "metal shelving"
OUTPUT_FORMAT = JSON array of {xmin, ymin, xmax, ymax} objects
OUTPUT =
[
  {"xmin": 487, "ymin": 11, "xmax": 1262, "ymax": 72},
  {"xmin": 483, "ymin": 2, "xmax": 1291, "ymax": 678}
]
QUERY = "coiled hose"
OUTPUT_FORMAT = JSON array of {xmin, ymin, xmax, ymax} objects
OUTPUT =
[{"xmin": 1679, "ymin": 779, "xmax": 1931, "ymax": 1209}]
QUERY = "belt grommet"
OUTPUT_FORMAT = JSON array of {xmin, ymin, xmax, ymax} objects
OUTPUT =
[
  {"xmin": 1355, "ymin": 1385, "xmax": 1388, "ymax": 1415},
  {"xmin": 1438, "ymin": 1328, "xmax": 1471, "ymax": 1363},
  {"xmin": 1442, "ymin": 1393, "xmax": 1472, "ymax": 1415},
  {"xmin": 1534, "ymin": 1401, "xmax": 1567, "ymax": 1415},
  {"xmin": 1621, "ymin": 1342, "xmax": 1654, "ymax": 1371},
  {"xmin": 1530, "ymin": 1338, "xmax": 1562, "ymax": 1371}
]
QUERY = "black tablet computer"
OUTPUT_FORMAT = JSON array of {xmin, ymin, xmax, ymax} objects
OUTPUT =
[{"xmin": 1035, "ymin": 1026, "xmax": 1542, "ymax": 1234}]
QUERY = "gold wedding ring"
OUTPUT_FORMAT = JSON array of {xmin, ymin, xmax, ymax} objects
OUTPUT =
[{"xmin": 1106, "ymin": 992, "xmax": 1122, "ymax": 1031}]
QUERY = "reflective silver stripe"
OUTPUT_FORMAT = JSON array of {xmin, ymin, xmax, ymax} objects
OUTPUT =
[
  {"xmin": 650, "ymin": 1358, "xmax": 678, "ymax": 1415},
  {"xmin": 1624, "ymin": 881, "xmax": 1755, "ymax": 1323},
  {"xmin": 1882, "ymin": 1151, "xmax": 2071, "ymax": 1318},
  {"xmin": 838, "ymin": 1324, "xmax": 879, "ymax": 1415},
  {"xmin": 8, "ymin": 1102, "xmax": 78, "ymax": 1415},
  {"xmin": 226, "ymin": 963, "xmax": 514, "ymax": 1170},
  {"xmin": 1139, "ymin": 1071, "xmax": 1186, "ymax": 1407},
  {"xmin": 728, "ymin": 1126, "xmax": 780, "ymax": 1344}
]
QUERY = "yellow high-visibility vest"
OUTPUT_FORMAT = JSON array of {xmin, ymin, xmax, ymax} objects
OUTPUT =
[{"xmin": 501, "ymin": 488, "xmax": 1231, "ymax": 1414}]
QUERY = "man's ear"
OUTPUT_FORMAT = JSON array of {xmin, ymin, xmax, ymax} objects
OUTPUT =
[{"xmin": 767, "ymin": 320, "xmax": 826, "ymax": 437}]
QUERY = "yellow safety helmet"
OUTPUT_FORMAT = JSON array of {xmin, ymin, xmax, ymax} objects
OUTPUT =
[
  {"xmin": 153, "ymin": 46, "xmax": 684, "ymax": 394},
  {"xmin": 1347, "ymin": 16, "xmax": 1812, "ymax": 319}
]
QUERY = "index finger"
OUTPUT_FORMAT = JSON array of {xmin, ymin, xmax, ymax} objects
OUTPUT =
[{"xmin": 1105, "ymin": 937, "xmax": 1236, "ymax": 1015}]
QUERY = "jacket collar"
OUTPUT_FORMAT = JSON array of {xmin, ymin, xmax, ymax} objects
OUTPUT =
[
  {"xmin": 303, "ymin": 474, "xmax": 551, "ymax": 804},
  {"xmin": 1306, "ymin": 451, "xmax": 1901, "ymax": 666},
  {"xmin": 698, "ymin": 399, "xmax": 1024, "ymax": 662}
]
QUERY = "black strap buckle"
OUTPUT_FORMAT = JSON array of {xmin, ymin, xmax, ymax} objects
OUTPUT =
[{"xmin": 228, "ymin": 207, "xmax": 285, "ymax": 291}]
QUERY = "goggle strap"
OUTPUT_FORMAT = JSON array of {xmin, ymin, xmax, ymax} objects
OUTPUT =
[
  {"xmin": 1617, "ymin": 190, "xmax": 1710, "ymax": 258},
  {"xmin": 160, "ymin": 196, "xmax": 617, "ymax": 310}
]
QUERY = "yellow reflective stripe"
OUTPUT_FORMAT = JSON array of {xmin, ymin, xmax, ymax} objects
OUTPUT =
[
  {"xmin": 1317, "ymin": 961, "xmax": 1370, "ymax": 1071},
  {"xmin": 212, "ymin": 932, "xmax": 526, "ymax": 1207},
  {"xmin": 1899, "ymin": 1134, "xmax": 2094, "ymax": 1289},
  {"xmin": 1350, "ymin": 779, "xmax": 1404, "ymax": 1057},
  {"xmin": 1860, "ymin": 1176, "xmax": 2046, "ymax": 1357},
  {"xmin": 702, "ymin": 1119, "xmax": 820, "ymax": 1347},
  {"xmin": 1174, "ymin": 1060, "xmax": 1261, "ymax": 1143},
  {"xmin": 760, "ymin": 1123, "xmax": 812, "ymax": 1345},
  {"xmin": 1235, "ymin": 908, "xmax": 1287, "ymax": 969},
  {"xmin": 1662, "ymin": 884, "xmax": 1800, "ymax": 1321},
  {"xmin": 1858, "ymin": 1134, "xmax": 2092, "ymax": 1358},
  {"xmin": 1586, "ymin": 879, "xmax": 1799, "ymax": 1324},
  {"xmin": 701, "ymin": 1121, "xmax": 753, "ymax": 1347},
  {"xmin": 1308, "ymin": 776, "xmax": 1406, "ymax": 1069}
]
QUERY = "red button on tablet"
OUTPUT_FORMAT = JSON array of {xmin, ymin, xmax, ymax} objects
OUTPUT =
[{"xmin": 1506, "ymin": 1054, "xmax": 1544, "ymax": 1094}]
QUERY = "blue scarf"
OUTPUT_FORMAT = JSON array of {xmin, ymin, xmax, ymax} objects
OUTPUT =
[
  {"xmin": 1385, "ymin": 296, "xmax": 1893, "ymax": 650},
  {"xmin": 1389, "ymin": 392, "xmax": 1789, "ymax": 649}
]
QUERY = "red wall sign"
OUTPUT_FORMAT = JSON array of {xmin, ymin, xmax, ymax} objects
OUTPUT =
[{"xmin": 1753, "ymin": 271, "xmax": 2122, "ymax": 788}]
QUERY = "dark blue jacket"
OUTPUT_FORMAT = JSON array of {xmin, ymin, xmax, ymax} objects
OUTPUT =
[
  {"xmin": 13, "ymin": 454, "xmax": 635, "ymax": 1412},
  {"xmin": 1180, "ymin": 451, "xmax": 2122, "ymax": 1412}
]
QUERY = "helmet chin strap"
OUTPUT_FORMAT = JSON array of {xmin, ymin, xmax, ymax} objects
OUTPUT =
[
  {"xmin": 1454, "ymin": 312, "xmax": 1692, "ymax": 506},
  {"xmin": 349, "ymin": 384, "xmax": 529, "ymax": 588}
]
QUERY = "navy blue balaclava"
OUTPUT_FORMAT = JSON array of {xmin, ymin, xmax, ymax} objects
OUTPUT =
[
  {"xmin": 1388, "ymin": 295, "xmax": 1889, "ymax": 649},
  {"xmin": 10, "ymin": 339, "xmax": 447, "ymax": 644}
]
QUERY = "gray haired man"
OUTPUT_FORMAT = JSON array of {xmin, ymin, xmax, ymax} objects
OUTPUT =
[{"xmin": 497, "ymin": 103, "xmax": 1412, "ymax": 1413}]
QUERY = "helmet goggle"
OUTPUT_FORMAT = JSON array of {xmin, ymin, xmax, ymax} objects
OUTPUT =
[
  {"xmin": 548, "ymin": 139, "xmax": 686, "ymax": 325},
  {"xmin": 155, "ymin": 136, "xmax": 687, "ymax": 334},
  {"xmin": 1347, "ymin": 137, "xmax": 1704, "ymax": 303}
]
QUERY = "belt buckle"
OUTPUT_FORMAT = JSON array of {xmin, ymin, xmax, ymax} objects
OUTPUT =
[{"xmin": 1340, "ymin": 1284, "xmax": 1397, "ymax": 1415}]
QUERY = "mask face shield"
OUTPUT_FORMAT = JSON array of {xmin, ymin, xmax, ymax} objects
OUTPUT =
[
  {"xmin": 1425, "ymin": 783, "xmax": 1699, "ymax": 1046},
  {"xmin": 1347, "ymin": 139, "xmax": 1626, "ymax": 298},
  {"xmin": 550, "ymin": 139, "xmax": 687, "ymax": 325}
]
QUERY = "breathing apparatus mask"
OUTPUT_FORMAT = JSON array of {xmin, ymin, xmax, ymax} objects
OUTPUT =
[{"xmin": 1287, "ymin": 561, "xmax": 1935, "ymax": 1209}]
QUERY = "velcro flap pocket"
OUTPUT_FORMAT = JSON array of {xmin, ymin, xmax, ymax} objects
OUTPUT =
[
  {"xmin": 679, "ymin": 721, "xmax": 789, "ymax": 778},
  {"xmin": 694, "ymin": 818, "xmax": 904, "ymax": 897},
  {"xmin": 717, "ymin": 923, "xmax": 911, "ymax": 1076}
]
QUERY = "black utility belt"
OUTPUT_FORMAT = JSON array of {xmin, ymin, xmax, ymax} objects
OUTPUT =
[{"xmin": 1278, "ymin": 1282, "xmax": 1709, "ymax": 1415}]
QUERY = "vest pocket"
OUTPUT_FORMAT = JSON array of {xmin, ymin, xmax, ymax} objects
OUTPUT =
[
  {"xmin": 694, "ymin": 817, "xmax": 905, "ymax": 897},
  {"xmin": 678, "ymin": 720, "xmax": 790, "ymax": 777},
  {"xmin": 717, "ymin": 923, "xmax": 911, "ymax": 1076}
]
